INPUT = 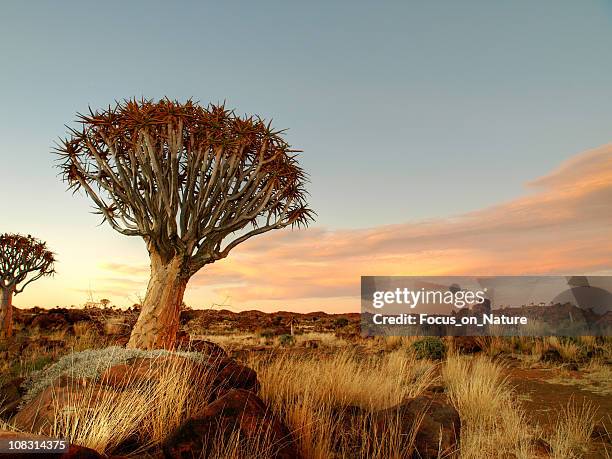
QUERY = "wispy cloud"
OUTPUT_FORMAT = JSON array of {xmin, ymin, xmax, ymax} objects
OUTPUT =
[{"xmin": 96, "ymin": 144, "xmax": 612, "ymax": 312}]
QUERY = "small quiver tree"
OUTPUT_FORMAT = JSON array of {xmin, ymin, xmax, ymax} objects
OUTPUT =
[
  {"xmin": 0, "ymin": 234, "xmax": 55, "ymax": 339},
  {"xmin": 287, "ymin": 316, "xmax": 298, "ymax": 336},
  {"xmin": 56, "ymin": 99, "xmax": 314, "ymax": 350}
]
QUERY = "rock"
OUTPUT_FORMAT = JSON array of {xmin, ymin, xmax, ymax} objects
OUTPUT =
[
  {"xmin": 55, "ymin": 375, "xmax": 94, "ymax": 389},
  {"xmin": 12, "ymin": 385, "xmax": 113, "ymax": 436},
  {"xmin": 211, "ymin": 360, "xmax": 259, "ymax": 395},
  {"xmin": 453, "ymin": 336, "xmax": 483, "ymax": 354},
  {"xmin": 373, "ymin": 394, "xmax": 460, "ymax": 458},
  {"xmin": 176, "ymin": 338, "xmax": 228, "ymax": 359},
  {"xmin": 531, "ymin": 437, "xmax": 552, "ymax": 456},
  {"xmin": 163, "ymin": 389, "xmax": 298, "ymax": 459},
  {"xmin": 100, "ymin": 355, "xmax": 213, "ymax": 390},
  {"xmin": 0, "ymin": 430, "xmax": 103, "ymax": 458},
  {"xmin": 0, "ymin": 377, "xmax": 25, "ymax": 419},
  {"xmin": 540, "ymin": 348, "xmax": 564, "ymax": 364},
  {"xmin": 99, "ymin": 360, "xmax": 153, "ymax": 389},
  {"xmin": 98, "ymin": 354, "xmax": 257, "ymax": 400}
]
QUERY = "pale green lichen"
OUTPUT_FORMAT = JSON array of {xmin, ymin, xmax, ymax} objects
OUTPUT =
[{"xmin": 20, "ymin": 346, "xmax": 205, "ymax": 406}]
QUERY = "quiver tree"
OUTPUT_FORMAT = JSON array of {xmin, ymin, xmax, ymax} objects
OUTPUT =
[
  {"xmin": 287, "ymin": 316, "xmax": 298, "ymax": 336},
  {"xmin": 56, "ymin": 99, "xmax": 314, "ymax": 349},
  {"xmin": 0, "ymin": 234, "xmax": 55, "ymax": 338}
]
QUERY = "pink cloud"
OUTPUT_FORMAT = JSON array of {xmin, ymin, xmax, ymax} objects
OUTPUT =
[{"xmin": 99, "ymin": 144, "xmax": 612, "ymax": 312}]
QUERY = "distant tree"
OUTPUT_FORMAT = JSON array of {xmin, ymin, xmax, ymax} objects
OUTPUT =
[
  {"xmin": 287, "ymin": 316, "xmax": 299, "ymax": 336},
  {"xmin": 100, "ymin": 298, "xmax": 111, "ymax": 308},
  {"xmin": 0, "ymin": 234, "xmax": 55, "ymax": 338},
  {"xmin": 56, "ymin": 99, "xmax": 313, "ymax": 349}
]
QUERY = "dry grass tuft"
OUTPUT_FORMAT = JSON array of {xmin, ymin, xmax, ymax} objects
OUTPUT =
[
  {"xmin": 547, "ymin": 397, "xmax": 600, "ymax": 459},
  {"xmin": 253, "ymin": 349, "xmax": 437, "ymax": 458},
  {"xmin": 443, "ymin": 355, "xmax": 533, "ymax": 458},
  {"xmin": 39, "ymin": 353, "xmax": 215, "ymax": 455}
]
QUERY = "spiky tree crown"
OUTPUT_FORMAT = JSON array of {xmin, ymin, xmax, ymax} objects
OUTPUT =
[
  {"xmin": 56, "ymin": 99, "xmax": 313, "ymax": 274},
  {"xmin": 0, "ymin": 234, "xmax": 55, "ymax": 293}
]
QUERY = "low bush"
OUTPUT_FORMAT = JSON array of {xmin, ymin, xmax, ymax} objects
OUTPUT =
[
  {"xmin": 411, "ymin": 337, "xmax": 446, "ymax": 360},
  {"xmin": 278, "ymin": 334, "xmax": 295, "ymax": 347}
]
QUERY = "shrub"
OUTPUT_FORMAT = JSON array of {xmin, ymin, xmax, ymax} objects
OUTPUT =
[
  {"xmin": 411, "ymin": 337, "xmax": 446, "ymax": 360},
  {"xmin": 333, "ymin": 318, "xmax": 349, "ymax": 329},
  {"xmin": 279, "ymin": 334, "xmax": 295, "ymax": 347}
]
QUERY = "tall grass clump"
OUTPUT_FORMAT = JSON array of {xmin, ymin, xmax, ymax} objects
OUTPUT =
[
  {"xmin": 443, "ymin": 355, "xmax": 533, "ymax": 458},
  {"xmin": 547, "ymin": 397, "xmax": 599, "ymax": 458},
  {"xmin": 253, "ymin": 349, "xmax": 436, "ymax": 458},
  {"xmin": 47, "ymin": 352, "xmax": 216, "ymax": 454}
]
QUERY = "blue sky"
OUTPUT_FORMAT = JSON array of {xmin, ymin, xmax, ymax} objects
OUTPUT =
[{"xmin": 1, "ymin": 1, "xmax": 611, "ymax": 309}]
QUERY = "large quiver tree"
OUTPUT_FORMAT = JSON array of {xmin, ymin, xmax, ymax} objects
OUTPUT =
[
  {"xmin": 0, "ymin": 234, "xmax": 55, "ymax": 338},
  {"xmin": 56, "ymin": 99, "xmax": 313, "ymax": 349}
]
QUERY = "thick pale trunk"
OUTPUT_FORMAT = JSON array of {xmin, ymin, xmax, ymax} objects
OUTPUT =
[
  {"xmin": 0, "ymin": 288, "xmax": 14, "ymax": 339},
  {"xmin": 127, "ymin": 255, "xmax": 189, "ymax": 349}
]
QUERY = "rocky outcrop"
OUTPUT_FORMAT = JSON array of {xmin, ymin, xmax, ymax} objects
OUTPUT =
[
  {"xmin": 211, "ymin": 359, "xmax": 259, "ymax": 395},
  {"xmin": 176, "ymin": 338, "xmax": 228, "ymax": 359},
  {"xmin": 12, "ymin": 384, "xmax": 113, "ymax": 436},
  {"xmin": 98, "ymin": 354, "xmax": 257, "ymax": 396}
]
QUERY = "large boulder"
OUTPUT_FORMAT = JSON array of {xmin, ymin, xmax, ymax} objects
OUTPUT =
[
  {"xmin": 176, "ymin": 338, "xmax": 227, "ymax": 359},
  {"xmin": 99, "ymin": 354, "xmax": 226, "ymax": 389},
  {"xmin": 373, "ymin": 393, "xmax": 460, "ymax": 458},
  {"xmin": 211, "ymin": 359, "xmax": 259, "ymax": 395},
  {"xmin": 99, "ymin": 355, "xmax": 258, "ymax": 396},
  {"xmin": 12, "ymin": 384, "xmax": 113, "ymax": 436},
  {"xmin": 163, "ymin": 389, "xmax": 298, "ymax": 459}
]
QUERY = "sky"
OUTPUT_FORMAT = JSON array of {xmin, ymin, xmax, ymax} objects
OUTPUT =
[{"xmin": 1, "ymin": 1, "xmax": 611, "ymax": 312}]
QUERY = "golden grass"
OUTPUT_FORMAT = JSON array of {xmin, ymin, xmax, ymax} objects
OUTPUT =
[
  {"xmin": 252, "ymin": 349, "xmax": 437, "ymax": 458},
  {"xmin": 45, "ymin": 354, "xmax": 215, "ymax": 455},
  {"xmin": 198, "ymin": 331, "xmax": 352, "ymax": 351},
  {"xmin": 546, "ymin": 337, "xmax": 582, "ymax": 361},
  {"xmin": 256, "ymin": 349, "xmax": 435, "ymax": 412},
  {"xmin": 547, "ymin": 397, "xmax": 600, "ymax": 458},
  {"xmin": 442, "ymin": 355, "xmax": 533, "ymax": 458},
  {"xmin": 6, "ymin": 334, "xmax": 609, "ymax": 458}
]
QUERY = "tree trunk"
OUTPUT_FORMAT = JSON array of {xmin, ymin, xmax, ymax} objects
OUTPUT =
[
  {"xmin": 0, "ymin": 287, "xmax": 14, "ymax": 339},
  {"xmin": 127, "ymin": 254, "xmax": 189, "ymax": 349}
]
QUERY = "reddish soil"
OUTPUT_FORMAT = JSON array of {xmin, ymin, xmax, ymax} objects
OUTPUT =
[{"xmin": 509, "ymin": 367, "xmax": 611, "ymax": 458}]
